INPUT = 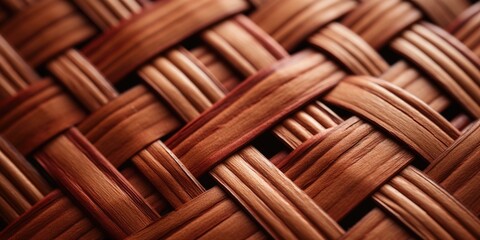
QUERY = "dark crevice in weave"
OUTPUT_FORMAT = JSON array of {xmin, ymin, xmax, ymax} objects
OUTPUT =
[
  {"xmin": 409, "ymin": 157, "xmax": 429, "ymax": 171},
  {"xmin": 197, "ymin": 174, "xmax": 216, "ymax": 191},
  {"xmin": 252, "ymin": 131, "xmax": 286, "ymax": 159},
  {"xmin": 339, "ymin": 197, "xmax": 375, "ymax": 230},
  {"xmin": 441, "ymin": 102, "xmax": 471, "ymax": 122},
  {"xmin": 115, "ymin": 71, "xmax": 142, "ymax": 93},
  {"xmin": 28, "ymin": 155, "xmax": 57, "ymax": 188},
  {"xmin": 324, "ymin": 103, "xmax": 352, "ymax": 121},
  {"xmin": 378, "ymin": 47, "xmax": 402, "ymax": 66}
]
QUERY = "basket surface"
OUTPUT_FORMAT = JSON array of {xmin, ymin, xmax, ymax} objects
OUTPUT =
[{"xmin": 0, "ymin": 0, "xmax": 479, "ymax": 239}]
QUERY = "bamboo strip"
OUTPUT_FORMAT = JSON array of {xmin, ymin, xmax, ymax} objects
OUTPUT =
[
  {"xmin": 0, "ymin": 0, "xmax": 478, "ymax": 239},
  {"xmin": 83, "ymin": 0, "xmax": 248, "ymax": 82}
]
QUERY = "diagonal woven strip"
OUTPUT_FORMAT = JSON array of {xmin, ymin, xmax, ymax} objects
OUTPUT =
[{"xmin": 0, "ymin": 0, "xmax": 479, "ymax": 239}]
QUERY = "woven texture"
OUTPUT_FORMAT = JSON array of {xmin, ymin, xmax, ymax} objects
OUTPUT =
[{"xmin": 0, "ymin": 0, "xmax": 479, "ymax": 239}]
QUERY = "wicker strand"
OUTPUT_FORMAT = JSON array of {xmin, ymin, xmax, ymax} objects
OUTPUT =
[{"xmin": 0, "ymin": 0, "xmax": 478, "ymax": 239}]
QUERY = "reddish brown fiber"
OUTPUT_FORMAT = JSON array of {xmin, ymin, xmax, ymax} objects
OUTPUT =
[{"xmin": 0, "ymin": 0, "xmax": 478, "ymax": 239}]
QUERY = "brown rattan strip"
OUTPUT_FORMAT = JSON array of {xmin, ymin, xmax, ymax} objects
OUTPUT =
[{"xmin": 0, "ymin": 0, "xmax": 478, "ymax": 239}]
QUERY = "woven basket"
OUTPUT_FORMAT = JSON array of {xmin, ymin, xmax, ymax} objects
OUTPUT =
[{"xmin": 0, "ymin": 0, "xmax": 479, "ymax": 239}]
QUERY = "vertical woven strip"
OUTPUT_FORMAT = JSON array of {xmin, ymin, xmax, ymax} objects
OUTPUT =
[{"xmin": 0, "ymin": 0, "xmax": 478, "ymax": 239}]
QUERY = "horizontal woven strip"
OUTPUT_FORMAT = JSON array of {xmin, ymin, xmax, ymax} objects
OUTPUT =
[{"xmin": 0, "ymin": 0, "xmax": 478, "ymax": 239}]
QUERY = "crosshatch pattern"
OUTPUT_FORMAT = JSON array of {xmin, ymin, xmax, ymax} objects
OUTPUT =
[{"xmin": 0, "ymin": 0, "xmax": 479, "ymax": 239}]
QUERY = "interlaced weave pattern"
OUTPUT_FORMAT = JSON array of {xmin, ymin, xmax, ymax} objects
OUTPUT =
[{"xmin": 0, "ymin": 0, "xmax": 479, "ymax": 239}]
